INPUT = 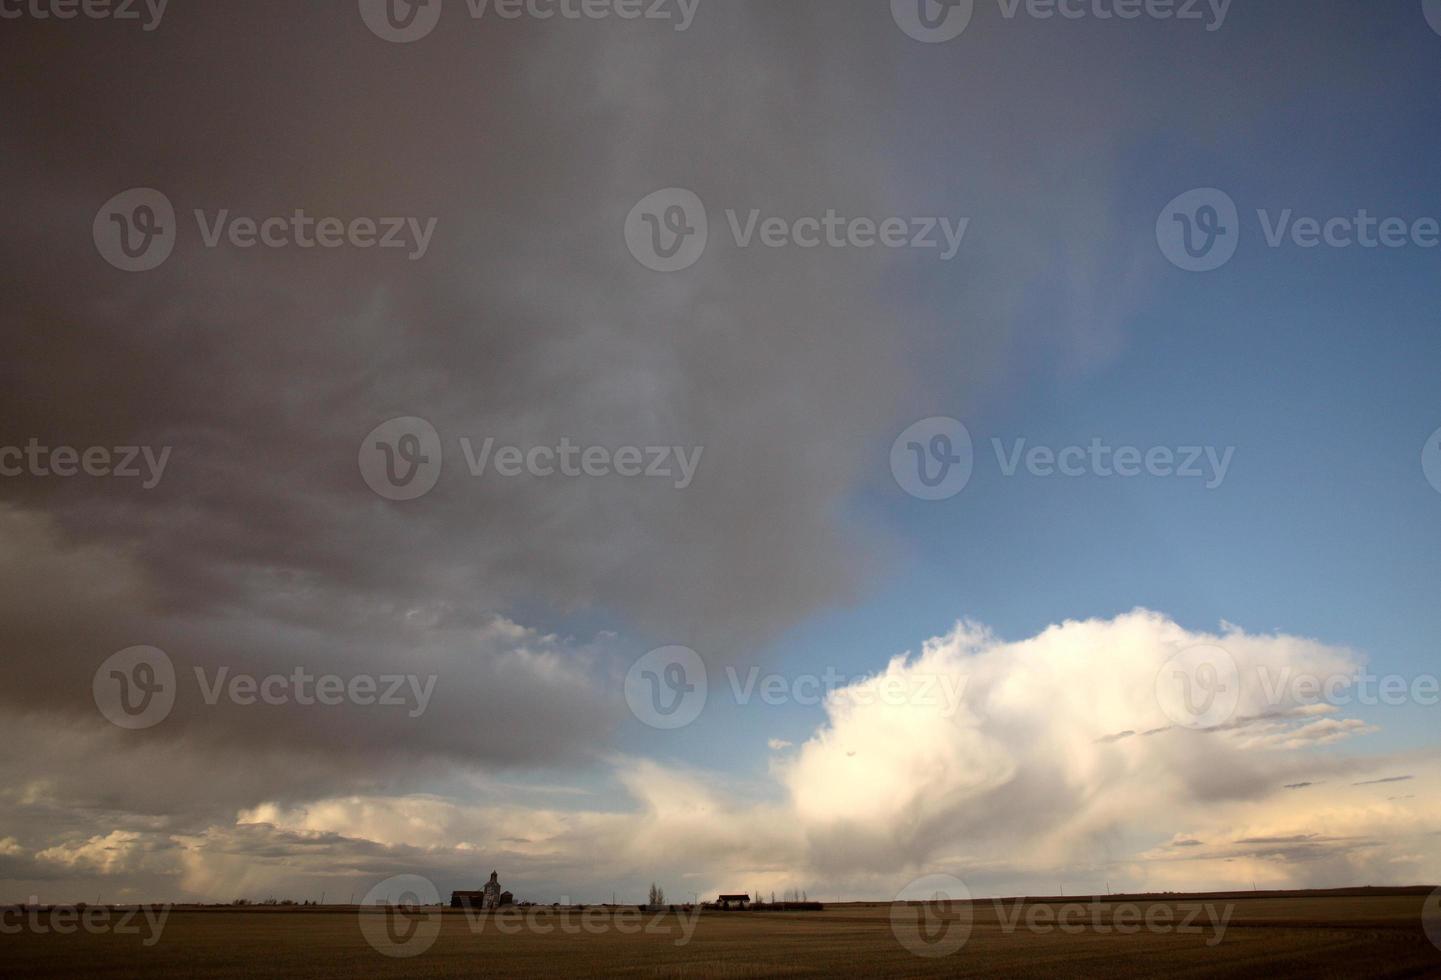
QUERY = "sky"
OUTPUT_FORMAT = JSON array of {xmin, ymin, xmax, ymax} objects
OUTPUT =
[{"xmin": 1, "ymin": 0, "xmax": 1439, "ymax": 906}]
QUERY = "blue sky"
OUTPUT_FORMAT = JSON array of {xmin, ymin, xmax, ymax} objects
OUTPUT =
[
  {"xmin": 6, "ymin": 0, "xmax": 1440, "ymax": 906},
  {"xmin": 622, "ymin": 0, "xmax": 1441, "ymax": 770}
]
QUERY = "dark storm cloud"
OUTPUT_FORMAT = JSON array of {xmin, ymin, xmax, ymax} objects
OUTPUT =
[
  {"xmin": 0, "ymin": 1, "xmax": 906, "ymax": 657},
  {"xmin": 0, "ymin": 2, "xmax": 914, "ymax": 879}
]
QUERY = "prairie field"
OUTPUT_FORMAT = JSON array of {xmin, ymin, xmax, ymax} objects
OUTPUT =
[{"xmin": 4, "ymin": 890, "xmax": 1440, "ymax": 978}]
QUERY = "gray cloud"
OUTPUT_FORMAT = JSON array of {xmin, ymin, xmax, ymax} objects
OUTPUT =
[{"xmin": 1, "ymin": 0, "xmax": 1427, "ymax": 903}]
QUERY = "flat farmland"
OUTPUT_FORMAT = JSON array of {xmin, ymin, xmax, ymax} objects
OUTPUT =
[{"xmin": 4, "ymin": 892, "xmax": 1440, "ymax": 978}]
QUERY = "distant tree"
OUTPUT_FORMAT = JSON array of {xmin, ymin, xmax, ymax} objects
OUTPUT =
[
  {"xmin": 770, "ymin": 891, "xmax": 776, "ymax": 905},
  {"xmin": 648, "ymin": 883, "xmax": 658, "ymax": 906}
]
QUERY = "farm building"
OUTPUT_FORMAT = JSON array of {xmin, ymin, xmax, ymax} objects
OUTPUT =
[{"xmin": 450, "ymin": 871, "xmax": 513, "ymax": 909}]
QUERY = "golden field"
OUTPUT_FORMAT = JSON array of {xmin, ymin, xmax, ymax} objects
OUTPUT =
[{"xmin": 3, "ymin": 891, "xmax": 1439, "ymax": 978}]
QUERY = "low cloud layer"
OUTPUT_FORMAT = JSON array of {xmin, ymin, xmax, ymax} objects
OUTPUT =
[{"xmin": 4, "ymin": 612, "xmax": 1432, "ymax": 903}]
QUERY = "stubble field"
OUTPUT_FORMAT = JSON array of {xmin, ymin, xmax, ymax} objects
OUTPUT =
[{"xmin": 4, "ymin": 890, "xmax": 1439, "ymax": 978}]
